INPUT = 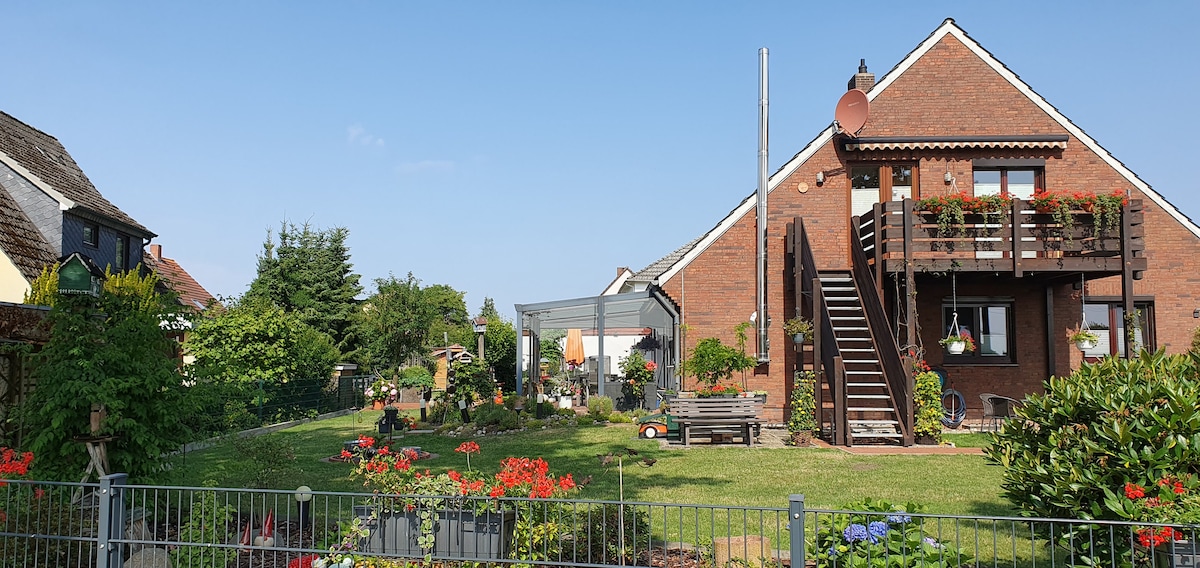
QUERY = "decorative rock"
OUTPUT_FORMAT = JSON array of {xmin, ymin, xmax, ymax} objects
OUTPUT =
[{"xmin": 125, "ymin": 547, "xmax": 172, "ymax": 568}]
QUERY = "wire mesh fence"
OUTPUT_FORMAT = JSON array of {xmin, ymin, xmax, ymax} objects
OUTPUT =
[{"xmin": 1, "ymin": 475, "xmax": 1194, "ymax": 568}]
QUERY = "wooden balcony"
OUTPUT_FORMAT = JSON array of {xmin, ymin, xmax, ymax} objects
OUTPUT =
[{"xmin": 857, "ymin": 198, "xmax": 1146, "ymax": 278}]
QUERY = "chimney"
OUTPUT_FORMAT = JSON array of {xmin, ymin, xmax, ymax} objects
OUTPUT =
[
  {"xmin": 847, "ymin": 59, "xmax": 875, "ymax": 92},
  {"xmin": 618, "ymin": 266, "xmax": 629, "ymax": 277},
  {"xmin": 149, "ymin": 244, "xmax": 163, "ymax": 260}
]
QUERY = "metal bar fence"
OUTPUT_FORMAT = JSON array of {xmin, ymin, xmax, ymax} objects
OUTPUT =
[{"xmin": 1, "ymin": 477, "xmax": 1194, "ymax": 568}]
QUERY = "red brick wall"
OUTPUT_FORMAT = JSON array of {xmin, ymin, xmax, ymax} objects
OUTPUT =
[{"xmin": 659, "ymin": 33, "xmax": 1200, "ymax": 424}]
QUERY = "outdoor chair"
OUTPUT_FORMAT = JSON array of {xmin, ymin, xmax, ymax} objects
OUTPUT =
[{"xmin": 979, "ymin": 393, "xmax": 1021, "ymax": 432}]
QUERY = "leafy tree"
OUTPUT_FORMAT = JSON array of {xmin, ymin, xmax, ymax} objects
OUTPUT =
[
  {"xmin": 357, "ymin": 273, "xmax": 439, "ymax": 375},
  {"xmin": 479, "ymin": 298, "xmax": 518, "ymax": 391},
  {"xmin": 680, "ymin": 337, "xmax": 756, "ymax": 386},
  {"xmin": 184, "ymin": 297, "xmax": 339, "ymax": 424},
  {"xmin": 245, "ymin": 222, "xmax": 363, "ymax": 355},
  {"xmin": 425, "ymin": 284, "xmax": 472, "ymax": 348},
  {"xmin": 21, "ymin": 270, "xmax": 188, "ymax": 482}
]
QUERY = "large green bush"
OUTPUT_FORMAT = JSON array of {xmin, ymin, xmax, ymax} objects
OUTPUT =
[{"xmin": 984, "ymin": 351, "xmax": 1200, "ymax": 520}]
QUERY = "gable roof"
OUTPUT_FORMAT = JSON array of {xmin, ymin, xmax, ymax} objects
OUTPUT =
[
  {"xmin": 0, "ymin": 185, "xmax": 57, "ymax": 282},
  {"xmin": 0, "ymin": 111, "xmax": 153, "ymax": 237},
  {"xmin": 653, "ymin": 18, "xmax": 1200, "ymax": 285},
  {"xmin": 142, "ymin": 246, "xmax": 218, "ymax": 311}
]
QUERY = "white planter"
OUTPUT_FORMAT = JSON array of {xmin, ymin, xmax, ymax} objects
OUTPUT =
[
  {"xmin": 1075, "ymin": 338, "xmax": 1099, "ymax": 351},
  {"xmin": 792, "ymin": 333, "xmax": 805, "ymax": 344},
  {"xmin": 944, "ymin": 340, "xmax": 966, "ymax": 355},
  {"xmin": 557, "ymin": 395, "xmax": 573, "ymax": 409}
]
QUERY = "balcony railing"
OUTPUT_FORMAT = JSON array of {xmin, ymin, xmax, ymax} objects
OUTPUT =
[{"xmin": 858, "ymin": 198, "xmax": 1146, "ymax": 277}]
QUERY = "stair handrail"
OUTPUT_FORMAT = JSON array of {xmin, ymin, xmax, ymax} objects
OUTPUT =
[
  {"xmin": 796, "ymin": 217, "xmax": 847, "ymax": 445},
  {"xmin": 850, "ymin": 211, "xmax": 914, "ymax": 445}
]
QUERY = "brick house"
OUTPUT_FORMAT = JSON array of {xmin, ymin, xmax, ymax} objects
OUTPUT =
[{"xmin": 630, "ymin": 19, "xmax": 1197, "ymax": 445}]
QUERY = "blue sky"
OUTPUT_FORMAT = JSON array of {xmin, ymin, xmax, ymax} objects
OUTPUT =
[{"xmin": 4, "ymin": 2, "xmax": 1197, "ymax": 320}]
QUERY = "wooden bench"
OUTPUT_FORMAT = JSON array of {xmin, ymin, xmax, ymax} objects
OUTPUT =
[{"xmin": 668, "ymin": 397, "xmax": 764, "ymax": 447}]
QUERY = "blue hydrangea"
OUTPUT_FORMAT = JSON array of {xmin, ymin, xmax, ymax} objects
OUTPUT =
[
  {"xmin": 842, "ymin": 523, "xmax": 870, "ymax": 543},
  {"xmin": 886, "ymin": 514, "xmax": 912, "ymax": 525},
  {"xmin": 923, "ymin": 536, "xmax": 941, "ymax": 549},
  {"xmin": 868, "ymin": 521, "xmax": 890, "ymax": 540},
  {"xmin": 827, "ymin": 546, "xmax": 839, "ymax": 558}
]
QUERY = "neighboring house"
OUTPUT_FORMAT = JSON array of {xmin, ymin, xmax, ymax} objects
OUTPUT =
[
  {"xmin": 431, "ymin": 345, "xmax": 475, "ymax": 391},
  {"xmin": 0, "ymin": 110, "xmax": 155, "ymax": 303},
  {"xmin": 629, "ymin": 19, "xmax": 1198, "ymax": 445},
  {"xmin": 142, "ymin": 244, "xmax": 218, "ymax": 312}
]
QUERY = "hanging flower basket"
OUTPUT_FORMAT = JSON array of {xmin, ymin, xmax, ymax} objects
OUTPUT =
[
  {"xmin": 1069, "ymin": 329, "xmax": 1100, "ymax": 351},
  {"xmin": 939, "ymin": 332, "xmax": 976, "ymax": 355}
]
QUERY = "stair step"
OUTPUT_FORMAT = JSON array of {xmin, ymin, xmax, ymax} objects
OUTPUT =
[
  {"xmin": 841, "ymin": 348, "xmax": 876, "ymax": 352},
  {"xmin": 849, "ymin": 420, "xmax": 900, "ymax": 426},
  {"xmin": 846, "ymin": 370, "xmax": 883, "ymax": 375},
  {"xmin": 825, "ymin": 296, "xmax": 861, "ymax": 302},
  {"xmin": 833, "ymin": 326, "xmax": 869, "ymax": 331},
  {"xmin": 848, "ymin": 394, "xmax": 892, "ymax": 400},
  {"xmin": 850, "ymin": 432, "xmax": 904, "ymax": 438},
  {"xmin": 844, "ymin": 359, "xmax": 880, "ymax": 364},
  {"xmin": 828, "ymin": 306, "xmax": 863, "ymax": 311},
  {"xmin": 848, "ymin": 406, "xmax": 896, "ymax": 412},
  {"xmin": 830, "ymin": 317, "xmax": 866, "ymax": 322},
  {"xmin": 847, "ymin": 382, "xmax": 887, "ymax": 388},
  {"xmin": 820, "ymin": 277, "xmax": 852, "ymax": 283}
]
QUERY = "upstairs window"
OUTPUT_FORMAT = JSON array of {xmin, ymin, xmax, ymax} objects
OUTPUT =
[
  {"xmin": 83, "ymin": 223, "xmax": 99, "ymax": 247},
  {"xmin": 850, "ymin": 164, "xmax": 917, "ymax": 216},
  {"xmin": 973, "ymin": 166, "xmax": 1043, "ymax": 200},
  {"xmin": 114, "ymin": 236, "xmax": 128, "ymax": 271}
]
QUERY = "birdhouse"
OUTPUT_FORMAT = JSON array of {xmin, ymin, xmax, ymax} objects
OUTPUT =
[{"xmin": 57, "ymin": 252, "xmax": 105, "ymax": 297}]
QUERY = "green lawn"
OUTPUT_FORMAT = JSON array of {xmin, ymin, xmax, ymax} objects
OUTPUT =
[{"xmin": 170, "ymin": 410, "xmax": 1012, "ymax": 515}]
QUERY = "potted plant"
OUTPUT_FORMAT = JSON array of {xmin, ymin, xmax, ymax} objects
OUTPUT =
[
  {"xmin": 1030, "ymin": 190, "xmax": 1076, "ymax": 245},
  {"xmin": 788, "ymin": 371, "xmax": 817, "ymax": 446},
  {"xmin": 618, "ymin": 351, "xmax": 657, "ymax": 410},
  {"xmin": 1069, "ymin": 327, "xmax": 1100, "ymax": 351},
  {"xmin": 939, "ymin": 331, "xmax": 976, "ymax": 355},
  {"xmin": 782, "ymin": 317, "xmax": 814, "ymax": 343},
  {"xmin": 679, "ymin": 336, "xmax": 757, "ymax": 393},
  {"xmin": 1108, "ymin": 475, "xmax": 1200, "ymax": 568},
  {"xmin": 1092, "ymin": 189, "xmax": 1129, "ymax": 239},
  {"xmin": 348, "ymin": 437, "xmax": 578, "ymax": 560},
  {"xmin": 915, "ymin": 192, "xmax": 972, "ymax": 238},
  {"xmin": 365, "ymin": 377, "xmax": 398, "ymax": 410}
]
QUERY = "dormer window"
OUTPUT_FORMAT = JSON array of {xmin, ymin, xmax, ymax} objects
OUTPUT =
[{"xmin": 83, "ymin": 223, "xmax": 99, "ymax": 247}]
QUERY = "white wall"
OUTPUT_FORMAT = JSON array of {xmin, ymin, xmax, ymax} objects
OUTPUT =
[{"xmin": 0, "ymin": 253, "xmax": 31, "ymax": 303}]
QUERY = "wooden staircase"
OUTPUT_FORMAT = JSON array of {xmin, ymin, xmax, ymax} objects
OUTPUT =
[
  {"xmin": 790, "ymin": 215, "xmax": 913, "ymax": 446},
  {"xmin": 819, "ymin": 271, "xmax": 903, "ymax": 443}
]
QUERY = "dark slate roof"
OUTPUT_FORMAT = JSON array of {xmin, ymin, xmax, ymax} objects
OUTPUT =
[
  {"xmin": 631, "ymin": 237, "xmax": 702, "ymax": 282},
  {"xmin": 0, "ymin": 111, "xmax": 152, "ymax": 236},
  {"xmin": 0, "ymin": 185, "xmax": 57, "ymax": 282}
]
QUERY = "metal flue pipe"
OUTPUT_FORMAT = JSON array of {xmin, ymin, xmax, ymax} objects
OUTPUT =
[{"xmin": 756, "ymin": 48, "xmax": 770, "ymax": 363}]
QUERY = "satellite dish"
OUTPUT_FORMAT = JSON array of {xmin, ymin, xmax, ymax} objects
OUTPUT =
[{"xmin": 834, "ymin": 88, "xmax": 870, "ymax": 136}]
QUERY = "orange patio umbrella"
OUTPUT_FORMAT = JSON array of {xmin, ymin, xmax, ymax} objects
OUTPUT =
[{"xmin": 564, "ymin": 328, "xmax": 586, "ymax": 367}]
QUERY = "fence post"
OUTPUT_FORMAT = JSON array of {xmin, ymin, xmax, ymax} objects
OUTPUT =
[
  {"xmin": 789, "ymin": 494, "xmax": 805, "ymax": 568},
  {"xmin": 97, "ymin": 473, "xmax": 128, "ymax": 568}
]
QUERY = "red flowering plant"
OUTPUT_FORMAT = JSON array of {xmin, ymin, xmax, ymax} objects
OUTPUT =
[
  {"xmin": 915, "ymin": 192, "xmax": 973, "ymax": 238},
  {"xmin": 696, "ymin": 382, "xmax": 744, "ymax": 398},
  {"xmin": 619, "ymin": 351, "xmax": 657, "ymax": 408},
  {"xmin": 1104, "ymin": 475, "xmax": 1200, "ymax": 550},
  {"xmin": 346, "ymin": 438, "xmax": 580, "ymax": 560},
  {"xmin": 0, "ymin": 448, "xmax": 35, "ymax": 525}
]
